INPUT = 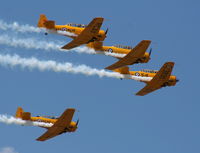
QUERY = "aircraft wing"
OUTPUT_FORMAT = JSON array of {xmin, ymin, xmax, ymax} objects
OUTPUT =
[
  {"xmin": 36, "ymin": 108, "xmax": 75, "ymax": 141},
  {"xmin": 61, "ymin": 17, "xmax": 104, "ymax": 50},
  {"xmin": 136, "ymin": 62, "xmax": 174, "ymax": 96},
  {"xmin": 105, "ymin": 40, "xmax": 151, "ymax": 70}
]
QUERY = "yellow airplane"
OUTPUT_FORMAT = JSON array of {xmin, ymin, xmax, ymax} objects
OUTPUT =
[
  {"xmin": 87, "ymin": 40, "xmax": 152, "ymax": 69},
  {"xmin": 37, "ymin": 14, "xmax": 108, "ymax": 50},
  {"xmin": 15, "ymin": 107, "xmax": 78, "ymax": 141},
  {"xmin": 113, "ymin": 62, "xmax": 179, "ymax": 96}
]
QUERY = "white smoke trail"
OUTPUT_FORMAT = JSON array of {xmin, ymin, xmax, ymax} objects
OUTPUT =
[
  {"xmin": 0, "ymin": 53, "xmax": 152, "ymax": 82},
  {"xmin": 0, "ymin": 20, "xmax": 76, "ymax": 37},
  {"xmin": 0, "ymin": 20, "xmax": 44, "ymax": 33},
  {"xmin": 0, "ymin": 115, "xmax": 53, "ymax": 128},
  {"xmin": 0, "ymin": 34, "xmax": 125, "ymax": 58},
  {"xmin": 53, "ymin": 30, "xmax": 77, "ymax": 37},
  {"xmin": 104, "ymin": 51, "xmax": 125, "ymax": 58},
  {"xmin": 0, "ymin": 34, "xmax": 61, "ymax": 50},
  {"xmin": 0, "ymin": 147, "xmax": 18, "ymax": 153},
  {"xmin": 0, "ymin": 20, "xmax": 126, "ymax": 57}
]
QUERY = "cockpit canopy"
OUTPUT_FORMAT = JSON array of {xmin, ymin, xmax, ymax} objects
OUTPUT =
[
  {"xmin": 66, "ymin": 23, "xmax": 87, "ymax": 28},
  {"xmin": 114, "ymin": 45, "xmax": 133, "ymax": 50},
  {"xmin": 141, "ymin": 69, "xmax": 158, "ymax": 73},
  {"xmin": 41, "ymin": 116, "xmax": 58, "ymax": 119}
]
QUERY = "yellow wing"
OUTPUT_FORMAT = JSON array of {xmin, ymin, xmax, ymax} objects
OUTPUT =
[
  {"xmin": 36, "ymin": 108, "xmax": 75, "ymax": 141},
  {"xmin": 61, "ymin": 17, "xmax": 104, "ymax": 50},
  {"xmin": 105, "ymin": 40, "xmax": 151, "ymax": 70},
  {"xmin": 136, "ymin": 62, "xmax": 174, "ymax": 96}
]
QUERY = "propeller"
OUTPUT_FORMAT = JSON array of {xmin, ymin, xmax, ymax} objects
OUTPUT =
[
  {"xmin": 105, "ymin": 28, "xmax": 109, "ymax": 35},
  {"xmin": 149, "ymin": 48, "xmax": 152, "ymax": 56},
  {"xmin": 76, "ymin": 119, "xmax": 79, "ymax": 126}
]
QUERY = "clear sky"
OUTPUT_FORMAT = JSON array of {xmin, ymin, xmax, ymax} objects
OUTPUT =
[{"xmin": 0, "ymin": 0, "xmax": 200, "ymax": 153}]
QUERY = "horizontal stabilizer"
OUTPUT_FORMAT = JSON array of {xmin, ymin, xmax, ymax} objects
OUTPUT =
[
  {"xmin": 113, "ymin": 66, "xmax": 130, "ymax": 74},
  {"xmin": 22, "ymin": 112, "xmax": 31, "ymax": 120},
  {"xmin": 44, "ymin": 20, "xmax": 55, "ymax": 29}
]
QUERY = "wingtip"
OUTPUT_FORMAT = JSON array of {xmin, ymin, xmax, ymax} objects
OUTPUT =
[
  {"xmin": 36, "ymin": 138, "xmax": 43, "ymax": 141},
  {"xmin": 93, "ymin": 17, "xmax": 104, "ymax": 21},
  {"xmin": 104, "ymin": 66, "xmax": 112, "ymax": 70},
  {"xmin": 67, "ymin": 108, "xmax": 76, "ymax": 111},
  {"xmin": 94, "ymin": 17, "xmax": 104, "ymax": 19},
  {"xmin": 61, "ymin": 46, "xmax": 69, "ymax": 50},
  {"xmin": 135, "ymin": 93, "xmax": 143, "ymax": 96},
  {"xmin": 165, "ymin": 61, "xmax": 175, "ymax": 66},
  {"xmin": 142, "ymin": 40, "xmax": 152, "ymax": 44},
  {"xmin": 143, "ymin": 40, "xmax": 151, "ymax": 42}
]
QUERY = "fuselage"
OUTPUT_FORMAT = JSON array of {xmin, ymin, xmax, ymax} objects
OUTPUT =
[
  {"xmin": 38, "ymin": 15, "xmax": 106, "ymax": 42},
  {"xmin": 114, "ymin": 68, "xmax": 177, "ymax": 87},
  {"xmin": 29, "ymin": 116, "xmax": 77, "ymax": 132},
  {"xmin": 130, "ymin": 70, "xmax": 176, "ymax": 86},
  {"xmin": 52, "ymin": 25, "xmax": 106, "ymax": 41},
  {"xmin": 87, "ymin": 41, "xmax": 150, "ymax": 63}
]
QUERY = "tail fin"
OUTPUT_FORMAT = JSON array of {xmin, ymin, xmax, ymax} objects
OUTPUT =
[
  {"xmin": 15, "ymin": 107, "xmax": 24, "ymax": 118},
  {"xmin": 37, "ymin": 14, "xmax": 55, "ymax": 29},
  {"xmin": 37, "ymin": 14, "xmax": 48, "ymax": 28},
  {"xmin": 113, "ymin": 66, "xmax": 130, "ymax": 74},
  {"xmin": 15, "ymin": 107, "xmax": 31, "ymax": 120},
  {"xmin": 86, "ymin": 41, "xmax": 103, "ymax": 50}
]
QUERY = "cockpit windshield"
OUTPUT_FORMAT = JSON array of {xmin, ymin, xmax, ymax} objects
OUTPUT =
[
  {"xmin": 41, "ymin": 116, "xmax": 58, "ymax": 119},
  {"xmin": 141, "ymin": 69, "xmax": 158, "ymax": 73},
  {"xmin": 67, "ymin": 23, "xmax": 87, "ymax": 28},
  {"xmin": 114, "ymin": 45, "xmax": 133, "ymax": 50}
]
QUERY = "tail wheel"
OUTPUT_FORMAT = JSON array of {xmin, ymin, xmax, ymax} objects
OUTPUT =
[{"xmin": 108, "ymin": 48, "xmax": 113, "ymax": 53}]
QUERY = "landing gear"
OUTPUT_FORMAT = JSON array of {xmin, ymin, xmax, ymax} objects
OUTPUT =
[
  {"xmin": 87, "ymin": 37, "xmax": 98, "ymax": 43},
  {"xmin": 162, "ymin": 83, "xmax": 168, "ymax": 87},
  {"xmin": 135, "ymin": 59, "xmax": 142, "ymax": 63}
]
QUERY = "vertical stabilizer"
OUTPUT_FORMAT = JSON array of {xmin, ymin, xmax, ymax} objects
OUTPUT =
[
  {"xmin": 37, "ymin": 14, "xmax": 48, "ymax": 28},
  {"xmin": 15, "ymin": 107, "xmax": 24, "ymax": 118},
  {"xmin": 15, "ymin": 107, "xmax": 31, "ymax": 120}
]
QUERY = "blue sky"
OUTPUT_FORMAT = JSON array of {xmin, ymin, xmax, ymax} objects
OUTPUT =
[{"xmin": 0, "ymin": 0, "xmax": 200, "ymax": 153}]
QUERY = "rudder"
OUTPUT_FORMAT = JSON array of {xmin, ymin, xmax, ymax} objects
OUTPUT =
[
  {"xmin": 37, "ymin": 14, "xmax": 48, "ymax": 28},
  {"xmin": 15, "ymin": 107, "xmax": 24, "ymax": 118}
]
